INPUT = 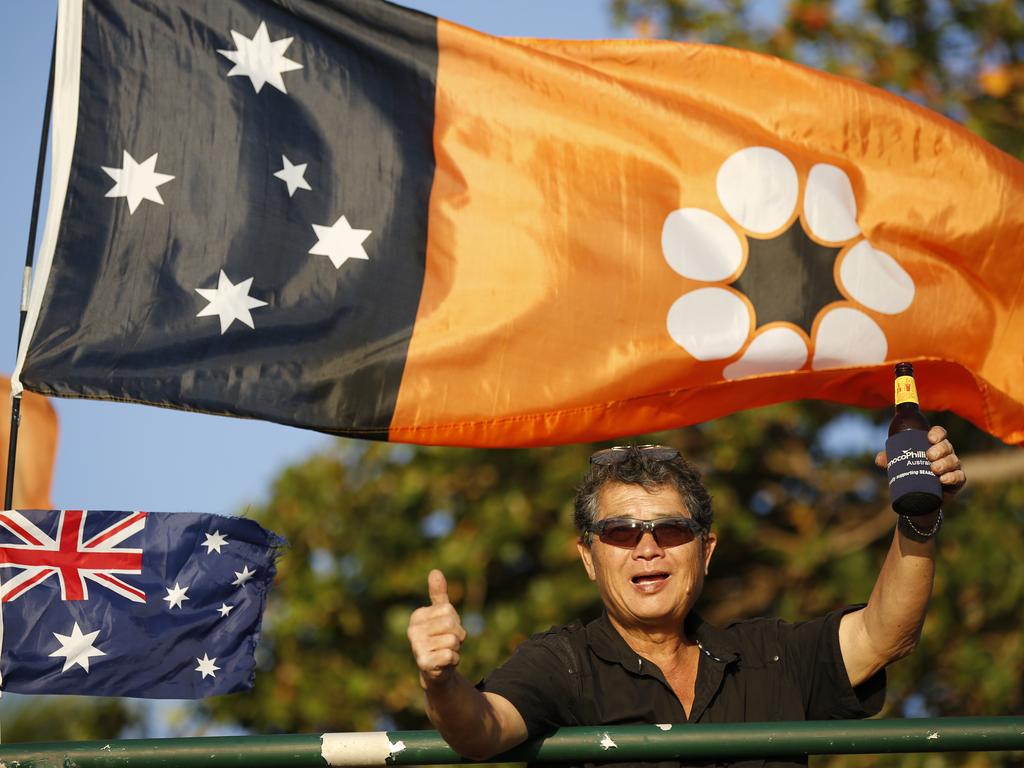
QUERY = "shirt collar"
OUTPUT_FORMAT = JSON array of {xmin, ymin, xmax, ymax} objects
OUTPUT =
[{"xmin": 585, "ymin": 610, "xmax": 740, "ymax": 669}]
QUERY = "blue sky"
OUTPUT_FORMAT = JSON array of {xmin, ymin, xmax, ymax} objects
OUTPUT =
[{"xmin": 2, "ymin": 2, "xmax": 629, "ymax": 516}]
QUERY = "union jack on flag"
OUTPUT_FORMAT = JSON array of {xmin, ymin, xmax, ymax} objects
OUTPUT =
[
  {"xmin": 0, "ymin": 509, "xmax": 147, "ymax": 602},
  {"xmin": 0, "ymin": 510, "xmax": 283, "ymax": 698}
]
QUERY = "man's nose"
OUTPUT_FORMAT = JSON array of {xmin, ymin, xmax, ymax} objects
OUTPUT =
[{"xmin": 632, "ymin": 530, "xmax": 664, "ymax": 558}]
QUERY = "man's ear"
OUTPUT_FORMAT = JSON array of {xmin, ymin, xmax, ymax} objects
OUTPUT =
[
  {"xmin": 702, "ymin": 531, "xmax": 717, "ymax": 576},
  {"xmin": 577, "ymin": 538, "xmax": 597, "ymax": 581}
]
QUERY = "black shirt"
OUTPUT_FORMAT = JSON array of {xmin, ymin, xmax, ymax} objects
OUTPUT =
[{"xmin": 479, "ymin": 606, "xmax": 885, "ymax": 768}]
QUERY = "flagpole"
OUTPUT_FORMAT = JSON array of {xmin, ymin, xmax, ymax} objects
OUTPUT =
[{"xmin": 4, "ymin": 23, "xmax": 57, "ymax": 512}]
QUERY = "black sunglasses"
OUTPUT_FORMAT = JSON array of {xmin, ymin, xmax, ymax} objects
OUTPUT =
[
  {"xmin": 585, "ymin": 517, "xmax": 704, "ymax": 548},
  {"xmin": 589, "ymin": 444, "xmax": 680, "ymax": 465}
]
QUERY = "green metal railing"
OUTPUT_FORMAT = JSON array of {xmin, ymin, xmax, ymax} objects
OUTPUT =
[{"xmin": 2, "ymin": 717, "xmax": 1022, "ymax": 767}]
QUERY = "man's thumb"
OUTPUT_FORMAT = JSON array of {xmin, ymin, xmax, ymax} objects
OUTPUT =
[{"xmin": 428, "ymin": 569, "xmax": 450, "ymax": 606}]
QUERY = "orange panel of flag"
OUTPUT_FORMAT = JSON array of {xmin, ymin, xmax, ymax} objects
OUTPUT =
[{"xmin": 392, "ymin": 23, "xmax": 1024, "ymax": 445}]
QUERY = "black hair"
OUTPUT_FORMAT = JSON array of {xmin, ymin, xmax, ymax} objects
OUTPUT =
[{"xmin": 573, "ymin": 445, "xmax": 713, "ymax": 536}]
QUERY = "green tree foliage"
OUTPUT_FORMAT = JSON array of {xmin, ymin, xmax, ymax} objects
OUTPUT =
[
  {"xmin": 0, "ymin": 696, "xmax": 140, "ymax": 742},
  {"xmin": 198, "ymin": 404, "xmax": 1023, "ymax": 768},
  {"xmin": 609, "ymin": 0, "xmax": 1024, "ymax": 159}
]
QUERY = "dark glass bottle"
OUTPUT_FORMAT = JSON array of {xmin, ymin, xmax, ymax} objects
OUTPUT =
[
  {"xmin": 889, "ymin": 362, "xmax": 931, "ymax": 436},
  {"xmin": 886, "ymin": 362, "xmax": 942, "ymax": 515}
]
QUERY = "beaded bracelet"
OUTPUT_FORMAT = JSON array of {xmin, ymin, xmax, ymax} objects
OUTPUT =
[{"xmin": 898, "ymin": 509, "xmax": 944, "ymax": 543}]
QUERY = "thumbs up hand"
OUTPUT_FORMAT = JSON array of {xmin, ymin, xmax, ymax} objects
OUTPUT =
[
  {"xmin": 428, "ymin": 568, "xmax": 451, "ymax": 607},
  {"xmin": 408, "ymin": 569, "xmax": 468, "ymax": 686}
]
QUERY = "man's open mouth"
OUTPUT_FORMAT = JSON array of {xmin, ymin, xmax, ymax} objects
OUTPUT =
[{"xmin": 631, "ymin": 572, "xmax": 670, "ymax": 584}]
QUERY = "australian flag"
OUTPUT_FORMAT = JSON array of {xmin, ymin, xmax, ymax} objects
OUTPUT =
[{"xmin": 0, "ymin": 510, "xmax": 283, "ymax": 698}]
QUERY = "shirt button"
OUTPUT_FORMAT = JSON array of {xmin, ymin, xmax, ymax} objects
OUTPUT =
[{"xmin": 772, "ymin": 655, "xmax": 780, "ymax": 662}]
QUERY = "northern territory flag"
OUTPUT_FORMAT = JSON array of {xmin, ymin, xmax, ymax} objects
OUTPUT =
[{"xmin": 13, "ymin": 0, "xmax": 1024, "ymax": 446}]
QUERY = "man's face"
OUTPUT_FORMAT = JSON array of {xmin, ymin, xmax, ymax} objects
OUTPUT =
[{"xmin": 576, "ymin": 482, "xmax": 716, "ymax": 633}]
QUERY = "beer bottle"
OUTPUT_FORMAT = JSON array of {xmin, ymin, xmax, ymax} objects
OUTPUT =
[{"xmin": 885, "ymin": 362, "xmax": 942, "ymax": 516}]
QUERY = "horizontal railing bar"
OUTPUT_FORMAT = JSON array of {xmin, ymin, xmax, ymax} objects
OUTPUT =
[{"xmin": 1, "ymin": 717, "xmax": 1022, "ymax": 767}]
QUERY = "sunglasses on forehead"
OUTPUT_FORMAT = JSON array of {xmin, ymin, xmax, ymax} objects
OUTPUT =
[
  {"xmin": 589, "ymin": 444, "xmax": 680, "ymax": 465},
  {"xmin": 585, "ymin": 517, "xmax": 705, "ymax": 548}
]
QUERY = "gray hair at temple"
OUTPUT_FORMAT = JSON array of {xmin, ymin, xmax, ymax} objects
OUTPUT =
[{"xmin": 573, "ymin": 445, "xmax": 713, "ymax": 537}]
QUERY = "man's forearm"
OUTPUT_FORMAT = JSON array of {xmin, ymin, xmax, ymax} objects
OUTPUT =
[
  {"xmin": 862, "ymin": 516, "xmax": 937, "ymax": 660},
  {"xmin": 840, "ymin": 511, "xmax": 938, "ymax": 685},
  {"xmin": 422, "ymin": 672, "xmax": 521, "ymax": 760}
]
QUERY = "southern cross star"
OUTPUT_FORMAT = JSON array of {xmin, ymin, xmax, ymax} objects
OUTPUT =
[
  {"xmin": 101, "ymin": 150, "xmax": 175, "ymax": 214},
  {"xmin": 195, "ymin": 270, "xmax": 268, "ymax": 334},
  {"xmin": 203, "ymin": 530, "xmax": 229, "ymax": 554},
  {"xmin": 218, "ymin": 21, "xmax": 302, "ymax": 94},
  {"xmin": 232, "ymin": 565, "xmax": 256, "ymax": 587},
  {"xmin": 274, "ymin": 155, "xmax": 312, "ymax": 197},
  {"xmin": 195, "ymin": 653, "xmax": 220, "ymax": 679},
  {"xmin": 309, "ymin": 215, "xmax": 372, "ymax": 269},
  {"xmin": 49, "ymin": 622, "xmax": 105, "ymax": 673},
  {"xmin": 163, "ymin": 582, "xmax": 190, "ymax": 609},
  {"xmin": 218, "ymin": 603, "xmax": 234, "ymax": 618}
]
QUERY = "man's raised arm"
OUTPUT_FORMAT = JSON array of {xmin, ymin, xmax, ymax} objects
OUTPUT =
[
  {"xmin": 407, "ymin": 569, "xmax": 528, "ymax": 760},
  {"xmin": 839, "ymin": 425, "xmax": 967, "ymax": 686}
]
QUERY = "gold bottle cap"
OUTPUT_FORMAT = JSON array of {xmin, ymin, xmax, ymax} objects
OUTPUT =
[{"xmin": 895, "ymin": 375, "xmax": 919, "ymax": 405}]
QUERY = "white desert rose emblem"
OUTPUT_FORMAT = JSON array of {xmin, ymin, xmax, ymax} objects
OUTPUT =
[{"xmin": 662, "ymin": 146, "xmax": 915, "ymax": 379}]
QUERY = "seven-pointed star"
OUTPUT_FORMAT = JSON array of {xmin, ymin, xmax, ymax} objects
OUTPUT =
[
  {"xmin": 203, "ymin": 530, "xmax": 229, "ymax": 554},
  {"xmin": 274, "ymin": 155, "xmax": 312, "ymax": 197},
  {"xmin": 309, "ymin": 215, "xmax": 372, "ymax": 269},
  {"xmin": 195, "ymin": 653, "xmax": 221, "ymax": 679},
  {"xmin": 218, "ymin": 603, "xmax": 234, "ymax": 618},
  {"xmin": 101, "ymin": 150, "xmax": 175, "ymax": 214},
  {"xmin": 218, "ymin": 21, "xmax": 303, "ymax": 94},
  {"xmin": 232, "ymin": 566, "xmax": 256, "ymax": 587},
  {"xmin": 195, "ymin": 270, "xmax": 269, "ymax": 334},
  {"xmin": 50, "ymin": 622, "xmax": 105, "ymax": 673},
  {"xmin": 163, "ymin": 582, "xmax": 190, "ymax": 609}
]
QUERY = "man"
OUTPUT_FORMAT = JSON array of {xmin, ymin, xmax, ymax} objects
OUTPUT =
[{"xmin": 407, "ymin": 428, "xmax": 964, "ymax": 765}]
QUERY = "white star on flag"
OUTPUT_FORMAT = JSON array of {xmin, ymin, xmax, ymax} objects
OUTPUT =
[
  {"xmin": 195, "ymin": 653, "xmax": 221, "ymax": 679},
  {"xmin": 309, "ymin": 215, "xmax": 372, "ymax": 269},
  {"xmin": 218, "ymin": 21, "xmax": 302, "ymax": 94},
  {"xmin": 101, "ymin": 150, "xmax": 175, "ymax": 214},
  {"xmin": 203, "ymin": 530, "xmax": 229, "ymax": 554},
  {"xmin": 218, "ymin": 603, "xmax": 234, "ymax": 617},
  {"xmin": 274, "ymin": 155, "xmax": 311, "ymax": 197},
  {"xmin": 50, "ymin": 622, "xmax": 105, "ymax": 673},
  {"xmin": 195, "ymin": 270, "xmax": 268, "ymax": 334},
  {"xmin": 232, "ymin": 566, "xmax": 256, "ymax": 587},
  {"xmin": 163, "ymin": 582, "xmax": 190, "ymax": 609}
]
